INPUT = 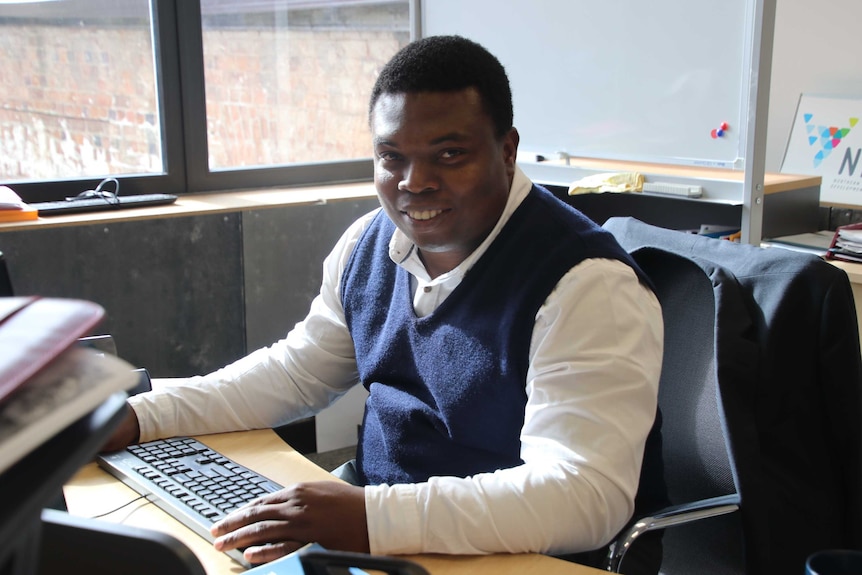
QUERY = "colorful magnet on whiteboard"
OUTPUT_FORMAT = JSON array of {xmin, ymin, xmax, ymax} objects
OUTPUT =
[{"xmin": 711, "ymin": 122, "xmax": 729, "ymax": 139}]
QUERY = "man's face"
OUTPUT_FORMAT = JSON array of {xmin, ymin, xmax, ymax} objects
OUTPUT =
[{"xmin": 370, "ymin": 88, "xmax": 518, "ymax": 276}]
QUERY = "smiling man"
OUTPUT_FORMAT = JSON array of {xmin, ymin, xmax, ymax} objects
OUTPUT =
[
  {"xmin": 370, "ymin": 86, "xmax": 516, "ymax": 278},
  {"xmin": 102, "ymin": 36, "xmax": 665, "ymax": 574}
]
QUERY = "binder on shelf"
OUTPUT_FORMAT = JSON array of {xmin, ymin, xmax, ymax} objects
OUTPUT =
[
  {"xmin": 825, "ymin": 223, "xmax": 862, "ymax": 264},
  {"xmin": 0, "ymin": 296, "xmax": 139, "ymax": 473},
  {"xmin": 0, "ymin": 296, "xmax": 105, "ymax": 404}
]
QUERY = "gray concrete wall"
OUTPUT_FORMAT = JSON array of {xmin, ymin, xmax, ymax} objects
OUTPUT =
[
  {"xmin": 2, "ymin": 213, "xmax": 245, "ymax": 376},
  {"xmin": 0, "ymin": 197, "xmax": 379, "ymax": 450}
]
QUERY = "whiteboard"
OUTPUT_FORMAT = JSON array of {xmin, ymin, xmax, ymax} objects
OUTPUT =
[{"xmin": 422, "ymin": 0, "xmax": 755, "ymax": 168}]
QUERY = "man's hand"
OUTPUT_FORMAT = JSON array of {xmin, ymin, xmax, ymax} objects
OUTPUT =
[
  {"xmin": 99, "ymin": 402, "xmax": 141, "ymax": 452},
  {"xmin": 211, "ymin": 481, "xmax": 369, "ymax": 565}
]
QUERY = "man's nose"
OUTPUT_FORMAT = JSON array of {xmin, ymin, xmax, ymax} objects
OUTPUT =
[{"xmin": 398, "ymin": 160, "xmax": 439, "ymax": 194}]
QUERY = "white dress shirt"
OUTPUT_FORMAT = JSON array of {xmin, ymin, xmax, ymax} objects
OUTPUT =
[{"xmin": 130, "ymin": 166, "xmax": 663, "ymax": 556}]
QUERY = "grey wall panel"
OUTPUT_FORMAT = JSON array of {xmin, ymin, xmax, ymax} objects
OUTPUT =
[
  {"xmin": 242, "ymin": 199, "xmax": 379, "ymax": 351},
  {"xmin": 242, "ymin": 199, "xmax": 379, "ymax": 452},
  {"xmin": 0, "ymin": 213, "xmax": 245, "ymax": 377}
]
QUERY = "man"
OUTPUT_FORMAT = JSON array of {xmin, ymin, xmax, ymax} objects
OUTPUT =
[{"xmin": 103, "ymin": 35, "xmax": 664, "ymax": 571}]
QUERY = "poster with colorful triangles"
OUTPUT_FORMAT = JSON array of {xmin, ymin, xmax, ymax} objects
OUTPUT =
[{"xmin": 782, "ymin": 94, "xmax": 862, "ymax": 206}]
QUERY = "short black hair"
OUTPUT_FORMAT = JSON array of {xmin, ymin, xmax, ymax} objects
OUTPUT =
[{"xmin": 369, "ymin": 35, "xmax": 513, "ymax": 138}]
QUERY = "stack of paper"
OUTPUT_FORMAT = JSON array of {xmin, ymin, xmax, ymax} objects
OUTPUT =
[
  {"xmin": 826, "ymin": 223, "xmax": 862, "ymax": 263},
  {"xmin": 0, "ymin": 186, "xmax": 37, "ymax": 223},
  {"xmin": 0, "ymin": 347, "xmax": 137, "ymax": 473},
  {"xmin": 836, "ymin": 228, "xmax": 862, "ymax": 254}
]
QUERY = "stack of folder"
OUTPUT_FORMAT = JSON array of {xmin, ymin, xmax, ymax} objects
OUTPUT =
[
  {"xmin": 0, "ymin": 186, "xmax": 37, "ymax": 223},
  {"xmin": 826, "ymin": 223, "xmax": 862, "ymax": 264},
  {"xmin": 0, "ymin": 297, "xmax": 138, "ymax": 473}
]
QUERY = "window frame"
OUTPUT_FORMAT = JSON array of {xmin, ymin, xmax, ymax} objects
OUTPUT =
[{"xmin": 9, "ymin": 0, "xmax": 420, "ymax": 203}]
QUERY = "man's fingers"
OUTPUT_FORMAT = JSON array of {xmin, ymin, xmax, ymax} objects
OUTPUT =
[
  {"xmin": 213, "ymin": 519, "xmax": 292, "ymax": 552},
  {"xmin": 243, "ymin": 541, "xmax": 306, "ymax": 565},
  {"xmin": 210, "ymin": 481, "xmax": 368, "ymax": 556},
  {"xmin": 210, "ymin": 496, "xmax": 297, "ymax": 537}
]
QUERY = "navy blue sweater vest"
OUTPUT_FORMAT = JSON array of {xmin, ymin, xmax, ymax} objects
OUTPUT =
[{"xmin": 341, "ymin": 185, "xmax": 646, "ymax": 485}]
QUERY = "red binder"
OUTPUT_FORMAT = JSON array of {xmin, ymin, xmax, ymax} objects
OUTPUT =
[{"xmin": 0, "ymin": 296, "xmax": 105, "ymax": 405}]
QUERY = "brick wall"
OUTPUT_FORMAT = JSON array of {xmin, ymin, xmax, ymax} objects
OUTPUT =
[
  {"xmin": 0, "ymin": 19, "xmax": 407, "ymax": 180},
  {"xmin": 0, "ymin": 23, "xmax": 159, "ymax": 179},
  {"xmin": 203, "ymin": 27, "xmax": 406, "ymax": 168}
]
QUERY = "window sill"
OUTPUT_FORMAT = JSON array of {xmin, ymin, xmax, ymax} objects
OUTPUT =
[{"xmin": 0, "ymin": 181, "xmax": 378, "ymax": 232}]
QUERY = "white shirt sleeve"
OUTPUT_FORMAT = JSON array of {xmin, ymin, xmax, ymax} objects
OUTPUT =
[
  {"xmin": 364, "ymin": 258, "xmax": 663, "ymax": 556},
  {"xmin": 130, "ymin": 211, "xmax": 378, "ymax": 442}
]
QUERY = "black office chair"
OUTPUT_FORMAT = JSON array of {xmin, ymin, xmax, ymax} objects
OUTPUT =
[
  {"xmin": 603, "ymin": 247, "xmax": 748, "ymax": 575},
  {"xmin": 0, "ymin": 251, "xmax": 14, "ymax": 297},
  {"xmin": 604, "ymin": 216, "xmax": 862, "ymax": 574}
]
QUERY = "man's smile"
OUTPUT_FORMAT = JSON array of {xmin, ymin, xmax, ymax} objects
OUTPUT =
[{"xmin": 405, "ymin": 208, "xmax": 445, "ymax": 221}]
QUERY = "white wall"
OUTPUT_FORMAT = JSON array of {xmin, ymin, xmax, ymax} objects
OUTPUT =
[
  {"xmin": 316, "ymin": 385, "xmax": 367, "ymax": 452},
  {"xmin": 767, "ymin": 0, "xmax": 862, "ymax": 172}
]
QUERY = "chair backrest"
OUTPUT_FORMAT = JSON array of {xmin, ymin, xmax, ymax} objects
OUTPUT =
[
  {"xmin": 632, "ymin": 248, "xmax": 734, "ymax": 502},
  {"xmin": 628, "ymin": 247, "xmax": 745, "ymax": 575}
]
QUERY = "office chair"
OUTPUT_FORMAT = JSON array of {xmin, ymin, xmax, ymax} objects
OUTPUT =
[
  {"xmin": 0, "ymin": 251, "xmax": 13, "ymax": 297},
  {"xmin": 604, "ymin": 216, "xmax": 862, "ymax": 574},
  {"xmin": 603, "ymin": 247, "xmax": 749, "ymax": 575}
]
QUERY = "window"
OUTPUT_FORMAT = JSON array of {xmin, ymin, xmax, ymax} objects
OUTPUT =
[
  {"xmin": 1, "ymin": 0, "xmax": 415, "ymax": 202},
  {"xmin": 0, "ymin": 1, "xmax": 161, "ymax": 181},
  {"xmin": 201, "ymin": 0, "xmax": 410, "ymax": 170}
]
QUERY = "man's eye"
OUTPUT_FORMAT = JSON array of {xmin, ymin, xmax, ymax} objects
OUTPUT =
[
  {"xmin": 440, "ymin": 149, "xmax": 464, "ymax": 160},
  {"xmin": 378, "ymin": 151, "xmax": 401, "ymax": 162}
]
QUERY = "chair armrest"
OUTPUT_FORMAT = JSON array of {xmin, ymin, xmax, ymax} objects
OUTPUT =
[{"xmin": 605, "ymin": 493, "xmax": 741, "ymax": 572}]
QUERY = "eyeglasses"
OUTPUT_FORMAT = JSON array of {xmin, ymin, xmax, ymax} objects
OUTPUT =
[{"xmin": 64, "ymin": 177, "xmax": 121, "ymax": 205}]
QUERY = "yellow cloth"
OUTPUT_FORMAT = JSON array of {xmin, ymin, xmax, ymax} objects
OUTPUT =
[{"xmin": 568, "ymin": 172, "xmax": 644, "ymax": 195}]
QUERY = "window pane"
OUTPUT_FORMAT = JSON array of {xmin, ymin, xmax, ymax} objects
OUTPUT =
[
  {"xmin": 0, "ymin": 1, "xmax": 161, "ymax": 183},
  {"xmin": 201, "ymin": 0, "xmax": 411, "ymax": 170}
]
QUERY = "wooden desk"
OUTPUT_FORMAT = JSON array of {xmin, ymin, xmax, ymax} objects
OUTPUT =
[
  {"xmin": 540, "ymin": 155, "xmax": 822, "ymax": 196},
  {"xmin": 63, "ymin": 429, "xmax": 602, "ymax": 575}
]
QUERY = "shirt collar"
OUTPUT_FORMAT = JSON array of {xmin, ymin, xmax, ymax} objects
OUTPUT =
[{"xmin": 388, "ymin": 165, "xmax": 533, "ymax": 283}]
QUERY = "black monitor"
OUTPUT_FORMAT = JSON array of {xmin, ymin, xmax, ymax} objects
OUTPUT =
[{"xmin": 39, "ymin": 509, "xmax": 206, "ymax": 575}]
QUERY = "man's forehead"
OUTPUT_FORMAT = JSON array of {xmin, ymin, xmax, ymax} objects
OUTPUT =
[
  {"xmin": 373, "ymin": 88, "xmax": 481, "ymax": 109},
  {"xmin": 372, "ymin": 89, "xmax": 485, "ymax": 121},
  {"xmin": 371, "ymin": 91, "xmax": 490, "ymax": 144}
]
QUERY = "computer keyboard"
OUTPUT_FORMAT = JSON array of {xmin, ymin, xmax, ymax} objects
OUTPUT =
[
  {"xmin": 31, "ymin": 193, "xmax": 177, "ymax": 216},
  {"xmin": 97, "ymin": 436, "xmax": 283, "ymax": 567}
]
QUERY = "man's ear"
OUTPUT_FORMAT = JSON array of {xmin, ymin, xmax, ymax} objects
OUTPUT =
[{"xmin": 503, "ymin": 127, "xmax": 520, "ymax": 166}]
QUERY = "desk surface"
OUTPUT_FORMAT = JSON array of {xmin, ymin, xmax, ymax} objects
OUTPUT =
[
  {"xmin": 539, "ymin": 156, "xmax": 822, "ymax": 194},
  {"xmin": 1, "ymin": 162, "xmax": 821, "ymax": 234},
  {"xmin": 64, "ymin": 429, "xmax": 603, "ymax": 575}
]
